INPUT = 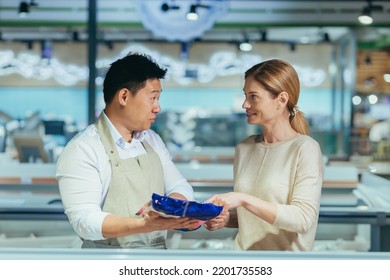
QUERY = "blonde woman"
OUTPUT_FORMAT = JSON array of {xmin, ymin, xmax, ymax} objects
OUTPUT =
[{"xmin": 206, "ymin": 59, "xmax": 323, "ymax": 251}]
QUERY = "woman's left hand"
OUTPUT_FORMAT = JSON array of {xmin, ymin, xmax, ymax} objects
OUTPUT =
[{"xmin": 204, "ymin": 211, "xmax": 230, "ymax": 231}]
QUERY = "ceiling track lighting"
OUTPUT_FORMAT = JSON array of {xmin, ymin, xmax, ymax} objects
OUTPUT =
[
  {"xmin": 18, "ymin": 0, "xmax": 38, "ymax": 18},
  {"xmin": 186, "ymin": 5, "xmax": 198, "ymax": 21},
  {"xmin": 186, "ymin": 1, "xmax": 211, "ymax": 21},
  {"xmin": 358, "ymin": 0, "xmax": 383, "ymax": 25},
  {"xmin": 161, "ymin": 1, "xmax": 180, "ymax": 12}
]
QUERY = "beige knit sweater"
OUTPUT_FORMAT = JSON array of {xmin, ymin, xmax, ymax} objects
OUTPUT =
[{"xmin": 233, "ymin": 134, "xmax": 323, "ymax": 251}]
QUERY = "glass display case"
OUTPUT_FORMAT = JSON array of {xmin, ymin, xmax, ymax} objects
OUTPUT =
[{"xmin": 0, "ymin": 164, "xmax": 389, "ymax": 252}]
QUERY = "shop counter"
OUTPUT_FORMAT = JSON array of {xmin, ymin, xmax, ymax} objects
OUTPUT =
[{"xmin": 1, "ymin": 164, "xmax": 390, "ymax": 251}]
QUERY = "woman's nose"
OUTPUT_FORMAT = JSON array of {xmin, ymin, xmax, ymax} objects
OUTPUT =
[{"xmin": 242, "ymin": 99, "xmax": 250, "ymax": 109}]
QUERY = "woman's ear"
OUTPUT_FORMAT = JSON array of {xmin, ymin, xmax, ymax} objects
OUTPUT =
[{"xmin": 278, "ymin": 91, "xmax": 289, "ymax": 107}]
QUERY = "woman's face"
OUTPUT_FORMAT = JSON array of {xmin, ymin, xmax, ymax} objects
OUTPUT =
[{"xmin": 242, "ymin": 76, "xmax": 280, "ymax": 125}]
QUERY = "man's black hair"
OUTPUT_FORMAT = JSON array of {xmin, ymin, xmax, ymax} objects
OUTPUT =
[{"xmin": 103, "ymin": 53, "xmax": 167, "ymax": 104}]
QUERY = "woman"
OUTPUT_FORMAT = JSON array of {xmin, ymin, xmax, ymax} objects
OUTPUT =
[{"xmin": 206, "ymin": 59, "xmax": 323, "ymax": 251}]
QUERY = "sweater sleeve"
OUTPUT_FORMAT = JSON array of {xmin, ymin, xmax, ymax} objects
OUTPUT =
[{"xmin": 273, "ymin": 139, "xmax": 323, "ymax": 234}]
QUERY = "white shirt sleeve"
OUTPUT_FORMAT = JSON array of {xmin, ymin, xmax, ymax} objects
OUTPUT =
[{"xmin": 56, "ymin": 126, "xmax": 111, "ymax": 240}]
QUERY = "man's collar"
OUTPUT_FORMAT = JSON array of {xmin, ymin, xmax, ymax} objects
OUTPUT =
[{"xmin": 102, "ymin": 112, "xmax": 146, "ymax": 149}]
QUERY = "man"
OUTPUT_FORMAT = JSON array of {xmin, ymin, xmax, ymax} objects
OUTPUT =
[{"xmin": 56, "ymin": 53, "xmax": 196, "ymax": 248}]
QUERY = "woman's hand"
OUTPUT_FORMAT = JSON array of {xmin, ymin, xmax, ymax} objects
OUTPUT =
[
  {"xmin": 204, "ymin": 211, "xmax": 230, "ymax": 231},
  {"xmin": 204, "ymin": 192, "xmax": 244, "ymax": 231},
  {"xmin": 207, "ymin": 192, "xmax": 243, "ymax": 211}
]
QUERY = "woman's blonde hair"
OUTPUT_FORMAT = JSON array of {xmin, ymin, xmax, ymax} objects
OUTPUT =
[{"xmin": 244, "ymin": 59, "xmax": 310, "ymax": 135}]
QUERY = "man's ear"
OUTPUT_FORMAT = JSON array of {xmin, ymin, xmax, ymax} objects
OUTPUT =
[
  {"xmin": 117, "ymin": 88, "xmax": 129, "ymax": 106},
  {"xmin": 278, "ymin": 91, "xmax": 289, "ymax": 107}
]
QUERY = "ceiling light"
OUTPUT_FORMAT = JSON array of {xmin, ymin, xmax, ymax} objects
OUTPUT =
[
  {"xmin": 18, "ymin": 0, "xmax": 38, "ymax": 18},
  {"xmin": 239, "ymin": 40, "xmax": 252, "ymax": 52},
  {"xmin": 18, "ymin": 2, "xmax": 29, "ymax": 17},
  {"xmin": 186, "ymin": 2, "xmax": 211, "ymax": 21},
  {"xmin": 358, "ymin": 8, "xmax": 373, "ymax": 25},
  {"xmin": 186, "ymin": 5, "xmax": 198, "ymax": 21},
  {"xmin": 239, "ymin": 33, "xmax": 252, "ymax": 52},
  {"xmin": 384, "ymin": 73, "xmax": 390, "ymax": 83},
  {"xmin": 368, "ymin": 94, "xmax": 378, "ymax": 104},
  {"xmin": 358, "ymin": 1, "xmax": 383, "ymax": 25},
  {"xmin": 352, "ymin": 96, "xmax": 362, "ymax": 106}
]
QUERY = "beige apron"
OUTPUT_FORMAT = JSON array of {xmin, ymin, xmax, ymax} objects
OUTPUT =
[{"xmin": 82, "ymin": 114, "xmax": 166, "ymax": 248}]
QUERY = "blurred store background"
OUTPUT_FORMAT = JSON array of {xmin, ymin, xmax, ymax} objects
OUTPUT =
[
  {"xmin": 0, "ymin": 0, "xmax": 390, "ymax": 253},
  {"xmin": 0, "ymin": 0, "xmax": 389, "ymax": 162}
]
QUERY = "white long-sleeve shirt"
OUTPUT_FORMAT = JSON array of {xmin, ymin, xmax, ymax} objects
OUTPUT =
[{"xmin": 56, "ymin": 113, "xmax": 194, "ymax": 240}]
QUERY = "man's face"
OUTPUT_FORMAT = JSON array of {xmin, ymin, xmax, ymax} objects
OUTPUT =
[{"xmin": 124, "ymin": 78, "xmax": 162, "ymax": 132}]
